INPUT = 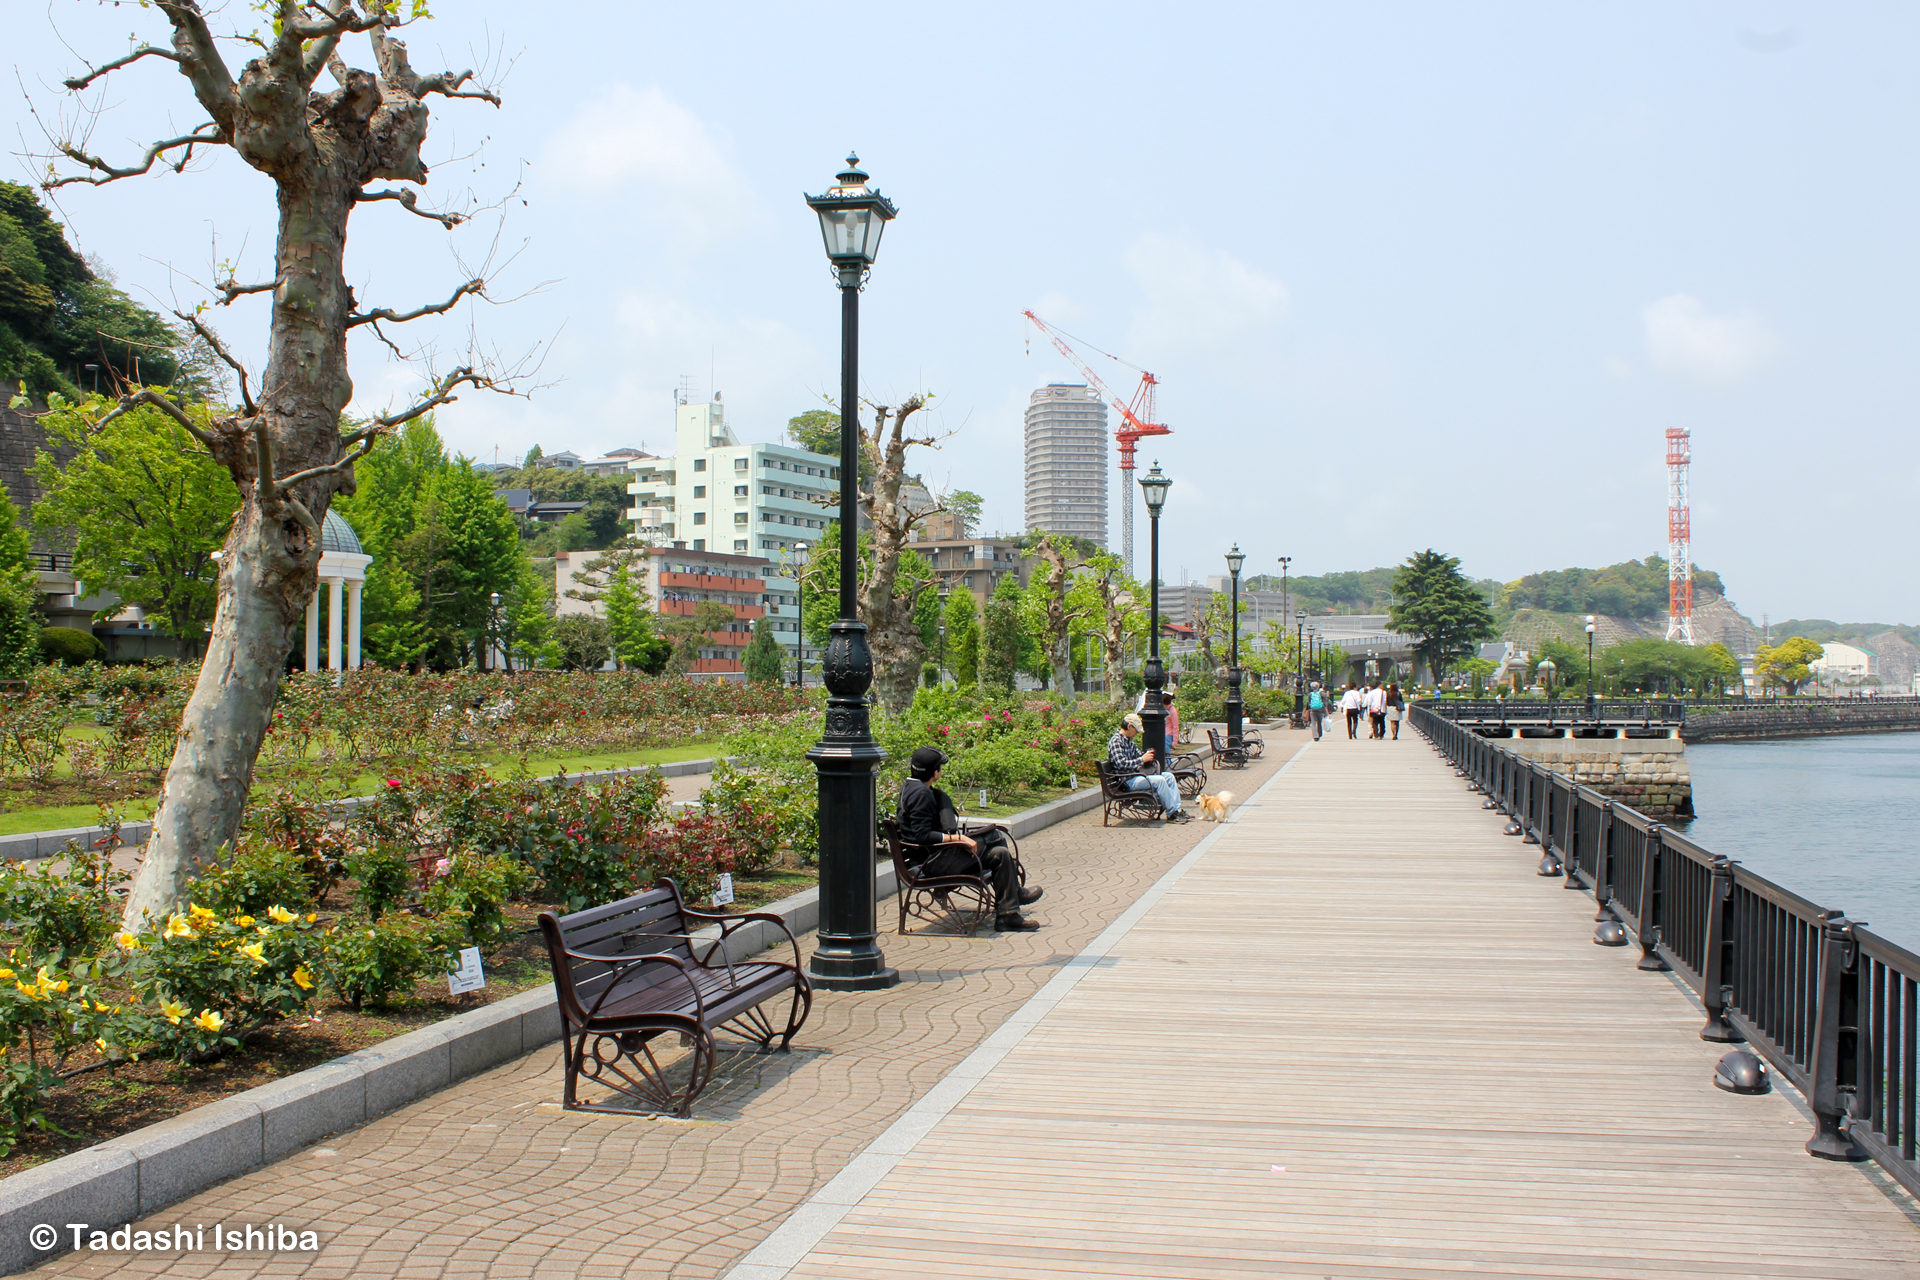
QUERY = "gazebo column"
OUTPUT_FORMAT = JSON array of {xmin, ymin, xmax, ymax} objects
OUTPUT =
[
  {"xmin": 326, "ymin": 576, "xmax": 343, "ymax": 671},
  {"xmin": 346, "ymin": 579, "xmax": 363, "ymax": 670},
  {"xmin": 305, "ymin": 587, "xmax": 320, "ymax": 671}
]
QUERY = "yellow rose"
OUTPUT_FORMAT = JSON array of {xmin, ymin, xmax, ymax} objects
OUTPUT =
[
  {"xmin": 306, "ymin": 913, "xmax": 319, "ymax": 923},
  {"xmin": 188, "ymin": 903, "xmax": 216, "ymax": 923},
  {"xmin": 193, "ymin": 1010, "xmax": 224, "ymax": 1033},
  {"xmin": 115, "ymin": 932, "xmax": 142, "ymax": 952},
  {"xmin": 36, "ymin": 968, "xmax": 68, "ymax": 994},
  {"xmin": 268, "ymin": 905, "xmax": 296, "ymax": 924},
  {"xmin": 236, "ymin": 915, "xmax": 255, "ymax": 927},
  {"xmin": 239, "ymin": 942, "xmax": 266, "ymax": 966},
  {"xmin": 94, "ymin": 1037, "xmax": 109, "ymax": 1053},
  {"xmin": 159, "ymin": 998, "xmax": 187, "ymax": 1024},
  {"xmin": 163, "ymin": 914, "xmax": 196, "ymax": 940},
  {"xmin": 16, "ymin": 981, "xmax": 40, "ymax": 1000},
  {"xmin": 292, "ymin": 965, "xmax": 314, "ymax": 991},
  {"xmin": 0, "ymin": 967, "xmax": 14, "ymax": 980}
]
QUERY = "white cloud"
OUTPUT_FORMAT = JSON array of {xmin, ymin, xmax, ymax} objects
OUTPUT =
[
  {"xmin": 1642, "ymin": 294, "xmax": 1780, "ymax": 387},
  {"xmin": 540, "ymin": 85, "xmax": 752, "ymax": 251},
  {"xmin": 1123, "ymin": 233, "xmax": 1288, "ymax": 353}
]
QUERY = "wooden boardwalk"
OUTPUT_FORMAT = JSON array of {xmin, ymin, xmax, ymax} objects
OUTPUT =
[{"xmin": 730, "ymin": 733, "xmax": 1920, "ymax": 1280}]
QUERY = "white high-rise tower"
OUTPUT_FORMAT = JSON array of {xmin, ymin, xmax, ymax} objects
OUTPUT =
[{"xmin": 1023, "ymin": 384, "xmax": 1108, "ymax": 545}]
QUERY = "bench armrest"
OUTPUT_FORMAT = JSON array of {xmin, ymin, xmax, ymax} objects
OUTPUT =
[
  {"xmin": 559, "ymin": 945, "xmax": 706, "ymax": 1024},
  {"xmin": 679, "ymin": 909, "xmax": 806, "ymax": 978}
]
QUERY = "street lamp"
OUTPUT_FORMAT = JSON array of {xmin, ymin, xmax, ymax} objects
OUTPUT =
[
  {"xmin": 1138, "ymin": 462, "xmax": 1172, "ymax": 762},
  {"xmin": 487, "ymin": 591, "xmax": 502, "ymax": 672},
  {"xmin": 1225, "ymin": 544, "xmax": 1245, "ymax": 747},
  {"xmin": 1584, "ymin": 615, "xmax": 1597, "ymax": 715},
  {"xmin": 1294, "ymin": 614, "xmax": 1307, "ymax": 724},
  {"xmin": 802, "ymin": 155, "xmax": 899, "ymax": 991},
  {"xmin": 1537, "ymin": 656, "xmax": 1556, "ymax": 702},
  {"xmin": 792, "ymin": 542, "xmax": 809, "ymax": 688}
]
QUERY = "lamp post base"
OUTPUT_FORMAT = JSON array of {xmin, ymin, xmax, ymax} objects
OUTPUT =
[{"xmin": 806, "ymin": 953, "xmax": 901, "ymax": 991}]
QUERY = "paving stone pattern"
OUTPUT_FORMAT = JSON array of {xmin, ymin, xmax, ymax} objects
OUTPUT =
[{"xmin": 21, "ymin": 746, "xmax": 1298, "ymax": 1279}]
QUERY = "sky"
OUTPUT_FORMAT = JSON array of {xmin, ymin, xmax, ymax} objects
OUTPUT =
[{"xmin": 10, "ymin": 2, "xmax": 1916, "ymax": 623}]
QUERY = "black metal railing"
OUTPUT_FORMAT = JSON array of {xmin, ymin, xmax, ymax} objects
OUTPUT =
[
  {"xmin": 1413, "ymin": 701, "xmax": 1914, "ymax": 1196},
  {"xmin": 1427, "ymin": 698, "xmax": 1686, "ymax": 726},
  {"xmin": 31, "ymin": 552, "xmax": 74, "ymax": 573}
]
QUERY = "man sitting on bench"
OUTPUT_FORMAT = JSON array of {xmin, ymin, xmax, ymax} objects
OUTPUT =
[
  {"xmin": 898, "ymin": 746, "xmax": 1044, "ymax": 932},
  {"xmin": 1109, "ymin": 713, "xmax": 1191, "ymax": 824}
]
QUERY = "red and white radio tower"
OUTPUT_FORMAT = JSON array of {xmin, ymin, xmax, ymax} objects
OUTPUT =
[{"xmin": 1664, "ymin": 426, "xmax": 1694, "ymax": 645}]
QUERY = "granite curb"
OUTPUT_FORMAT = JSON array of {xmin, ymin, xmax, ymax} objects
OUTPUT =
[
  {"xmin": 0, "ymin": 756, "xmax": 726, "ymax": 864},
  {"xmin": 0, "ymin": 759, "xmax": 1139, "ymax": 1274}
]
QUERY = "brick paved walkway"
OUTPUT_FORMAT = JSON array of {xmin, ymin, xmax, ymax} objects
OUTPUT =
[{"xmin": 25, "ymin": 742, "xmax": 1300, "ymax": 1279}]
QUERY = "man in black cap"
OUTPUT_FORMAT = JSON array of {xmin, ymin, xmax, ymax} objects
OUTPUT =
[{"xmin": 898, "ymin": 746, "xmax": 1042, "ymax": 931}]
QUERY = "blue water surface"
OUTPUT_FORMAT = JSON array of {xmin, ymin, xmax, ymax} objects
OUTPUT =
[{"xmin": 1681, "ymin": 732, "xmax": 1920, "ymax": 954}]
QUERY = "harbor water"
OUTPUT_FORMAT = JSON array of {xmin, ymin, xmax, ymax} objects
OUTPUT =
[{"xmin": 1680, "ymin": 731, "xmax": 1920, "ymax": 955}]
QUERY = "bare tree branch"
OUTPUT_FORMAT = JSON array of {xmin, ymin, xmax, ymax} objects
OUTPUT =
[
  {"xmin": 63, "ymin": 46, "xmax": 183, "ymax": 92},
  {"xmin": 347, "ymin": 278, "xmax": 484, "ymax": 328},
  {"xmin": 370, "ymin": 365, "xmax": 488, "ymax": 429},
  {"xmin": 273, "ymin": 430, "xmax": 381, "ymax": 495},
  {"xmin": 154, "ymin": 1, "xmax": 240, "ymax": 131},
  {"xmin": 352, "ymin": 186, "xmax": 467, "ymax": 228},
  {"xmin": 412, "ymin": 69, "xmax": 502, "ymax": 106},
  {"xmin": 94, "ymin": 389, "xmax": 221, "ymax": 450},
  {"xmin": 172, "ymin": 310, "xmax": 255, "ymax": 415},
  {"xmin": 46, "ymin": 127, "xmax": 222, "ymax": 189},
  {"xmin": 215, "ymin": 277, "xmax": 277, "ymax": 307}
]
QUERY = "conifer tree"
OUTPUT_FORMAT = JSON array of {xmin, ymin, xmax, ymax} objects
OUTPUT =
[{"xmin": 743, "ymin": 616, "xmax": 785, "ymax": 684}]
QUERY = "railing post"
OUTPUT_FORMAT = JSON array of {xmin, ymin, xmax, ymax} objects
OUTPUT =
[
  {"xmin": 1806, "ymin": 914, "xmax": 1867, "ymax": 1161},
  {"xmin": 1699, "ymin": 856, "xmax": 1742, "ymax": 1043},
  {"xmin": 1522, "ymin": 766, "xmax": 1541, "ymax": 844},
  {"xmin": 1594, "ymin": 803, "xmax": 1617, "ymax": 918},
  {"xmin": 1564, "ymin": 790, "xmax": 1588, "ymax": 890},
  {"xmin": 1635, "ymin": 819, "xmax": 1668, "ymax": 971}
]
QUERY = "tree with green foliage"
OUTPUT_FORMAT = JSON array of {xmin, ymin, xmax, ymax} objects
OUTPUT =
[
  {"xmin": 1068, "ymin": 552, "xmax": 1149, "ymax": 704},
  {"xmin": 331, "ymin": 419, "xmax": 448, "ymax": 669},
  {"xmin": 1020, "ymin": 531, "xmax": 1092, "ymax": 695},
  {"xmin": 493, "ymin": 559, "xmax": 554, "ymax": 672},
  {"xmin": 743, "ymin": 616, "xmax": 785, "ymax": 684},
  {"xmin": 787, "ymin": 407, "xmax": 873, "ymax": 485},
  {"xmin": 947, "ymin": 490, "xmax": 985, "ymax": 537},
  {"xmin": 1755, "ymin": 637, "xmax": 1822, "ymax": 696},
  {"xmin": 661, "ymin": 600, "xmax": 735, "ymax": 676},
  {"xmin": 552, "ymin": 614, "xmax": 612, "ymax": 671},
  {"xmin": 34, "ymin": 398, "xmax": 239, "ymax": 650},
  {"xmin": 604, "ymin": 563, "xmax": 671, "ymax": 674},
  {"xmin": 1597, "ymin": 638, "xmax": 1744, "ymax": 697},
  {"xmin": 943, "ymin": 588, "xmax": 981, "ymax": 687},
  {"xmin": 0, "ymin": 495, "xmax": 41, "ymax": 677},
  {"xmin": 420, "ymin": 464, "xmax": 525, "ymax": 667},
  {"xmin": 1389, "ymin": 549, "xmax": 1497, "ymax": 681},
  {"xmin": 980, "ymin": 574, "xmax": 1023, "ymax": 693},
  {"xmin": 1530, "ymin": 636, "xmax": 1588, "ymax": 695}
]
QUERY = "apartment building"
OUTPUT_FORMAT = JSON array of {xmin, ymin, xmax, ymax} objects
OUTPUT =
[
  {"xmin": 625, "ymin": 393, "xmax": 841, "ymax": 668},
  {"xmin": 1023, "ymin": 384, "xmax": 1108, "ymax": 547},
  {"xmin": 917, "ymin": 537, "xmax": 1034, "ymax": 605}
]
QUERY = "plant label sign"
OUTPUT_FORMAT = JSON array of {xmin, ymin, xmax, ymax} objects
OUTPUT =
[
  {"xmin": 448, "ymin": 947, "xmax": 486, "ymax": 995},
  {"xmin": 712, "ymin": 873, "xmax": 735, "ymax": 908}
]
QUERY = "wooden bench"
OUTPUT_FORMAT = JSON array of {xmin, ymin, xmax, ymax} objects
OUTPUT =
[
  {"xmin": 878, "ymin": 816, "xmax": 1021, "ymax": 936},
  {"xmin": 1240, "ymin": 726, "xmax": 1266, "ymax": 759},
  {"xmin": 1207, "ymin": 727, "xmax": 1251, "ymax": 768},
  {"xmin": 1098, "ymin": 760, "xmax": 1168, "ymax": 825},
  {"xmin": 537, "ymin": 879, "xmax": 811, "ymax": 1118}
]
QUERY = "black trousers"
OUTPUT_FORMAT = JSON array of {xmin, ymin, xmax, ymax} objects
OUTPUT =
[
  {"xmin": 919, "ymin": 829, "xmax": 1020, "ymax": 913},
  {"xmin": 1370, "ymin": 711, "xmax": 1386, "ymax": 738},
  {"xmin": 1346, "ymin": 708, "xmax": 1361, "ymax": 738}
]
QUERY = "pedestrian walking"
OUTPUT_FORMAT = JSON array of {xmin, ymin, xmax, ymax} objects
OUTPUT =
[
  {"xmin": 1386, "ymin": 682, "xmax": 1404, "ymax": 739},
  {"xmin": 1365, "ymin": 681, "xmax": 1387, "ymax": 739},
  {"xmin": 1307, "ymin": 682, "xmax": 1326, "ymax": 741},
  {"xmin": 1340, "ymin": 682, "xmax": 1363, "ymax": 739}
]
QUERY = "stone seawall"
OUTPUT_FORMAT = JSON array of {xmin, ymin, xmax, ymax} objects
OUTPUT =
[
  {"xmin": 1683, "ymin": 701, "xmax": 1920, "ymax": 743},
  {"xmin": 1495, "ymin": 732, "xmax": 1692, "ymax": 818}
]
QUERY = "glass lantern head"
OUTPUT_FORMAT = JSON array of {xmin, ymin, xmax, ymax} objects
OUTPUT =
[
  {"xmin": 805, "ymin": 154, "xmax": 898, "ymax": 273},
  {"xmin": 1138, "ymin": 461, "xmax": 1171, "ymax": 515},
  {"xmin": 1225, "ymin": 544, "xmax": 1245, "ymax": 576}
]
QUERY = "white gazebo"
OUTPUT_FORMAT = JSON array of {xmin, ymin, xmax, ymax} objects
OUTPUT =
[{"xmin": 304, "ymin": 510, "xmax": 373, "ymax": 670}]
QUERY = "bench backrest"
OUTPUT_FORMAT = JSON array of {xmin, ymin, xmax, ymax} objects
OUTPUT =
[
  {"xmin": 1096, "ymin": 760, "xmax": 1132, "ymax": 798},
  {"xmin": 1207, "ymin": 728, "xmax": 1227, "ymax": 751},
  {"xmin": 538, "ymin": 880, "xmax": 696, "ymax": 1025}
]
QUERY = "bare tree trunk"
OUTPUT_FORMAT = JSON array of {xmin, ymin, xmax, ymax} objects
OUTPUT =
[
  {"xmin": 1029, "ymin": 534, "xmax": 1086, "ymax": 698},
  {"xmin": 43, "ymin": 4, "xmax": 506, "ymax": 926},
  {"xmin": 855, "ymin": 397, "xmax": 943, "ymax": 713}
]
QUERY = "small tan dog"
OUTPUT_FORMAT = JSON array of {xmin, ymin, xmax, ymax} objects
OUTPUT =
[{"xmin": 1196, "ymin": 791, "xmax": 1236, "ymax": 822}]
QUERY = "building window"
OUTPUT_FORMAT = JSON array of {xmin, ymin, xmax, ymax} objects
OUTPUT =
[
  {"xmin": 693, "ymin": 512, "xmax": 706, "ymax": 525},
  {"xmin": 733, "ymin": 539, "xmax": 748, "ymax": 551},
  {"xmin": 734, "ymin": 485, "xmax": 748, "ymax": 496},
  {"xmin": 693, "ymin": 459, "xmax": 706, "ymax": 472},
  {"xmin": 734, "ymin": 458, "xmax": 748, "ymax": 471},
  {"xmin": 692, "ymin": 539, "xmax": 705, "ymax": 551},
  {"xmin": 693, "ymin": 485, "xmax": 706, "ymax": 498},
  {"xmin": 733, "ymin": 512, "xmax": 748, "ymax": 525}
]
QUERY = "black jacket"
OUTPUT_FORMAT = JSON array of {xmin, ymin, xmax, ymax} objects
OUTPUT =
[{"xmin": 898, "ymin": 777, "xmax": 959, "ymax": 848}]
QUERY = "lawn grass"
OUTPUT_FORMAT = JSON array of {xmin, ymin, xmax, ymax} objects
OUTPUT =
[{"xmin": 0, "ymin": 741, "xmax": 721, "ymax": 838}]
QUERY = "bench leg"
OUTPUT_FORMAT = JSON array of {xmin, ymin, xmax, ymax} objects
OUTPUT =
[
  {"xmin": 723, "ymin": 985, "xmax": 813, "ymax": 1054},
  {"xmin": 569, "ymin": 1027, "xmax": 717, "ymax": 1119}
]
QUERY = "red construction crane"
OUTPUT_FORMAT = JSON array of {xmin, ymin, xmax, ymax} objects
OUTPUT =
[{"xmin": 1022, "ymin": 310, "xmax": 1171, "ymax": 571}]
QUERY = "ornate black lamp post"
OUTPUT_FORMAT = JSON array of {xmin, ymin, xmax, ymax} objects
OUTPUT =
[
  {"xmin": 486, "ymin": 591, "xmax": 501, "ymax": 672},
  {"xmin": 1224, "ymin": 544, "xmax": 1245, "ymax": 746},
  {"xmin": 802, "ymin": 155, "xmax": 898, "ymax": 991},
  {"xmin": 1293, "ymin": 614, "xmax": 1306, "ymax": 723},
  {"xmin": 1584, "ymin": 614, "xmax": 1597, "ymax": 715},
  {"xmin": 1138, "ymin": 463, "xmax": 1172, "ymax": 762},
  {"xmin": 792, "ymin": 542, "xmax": 809, "ymax": 688}
]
